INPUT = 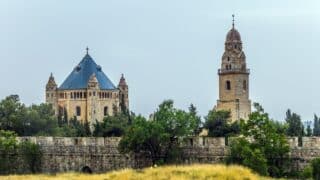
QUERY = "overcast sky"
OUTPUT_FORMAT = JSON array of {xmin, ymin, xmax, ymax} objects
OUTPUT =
[{"xmin": 0, "ymin": 0, "xmax": 320, "ymax": 121}]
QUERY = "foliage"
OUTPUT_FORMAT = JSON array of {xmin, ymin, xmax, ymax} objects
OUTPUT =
[
  {"xmin": 0, "ymin": 164, "xmax": 272, "ymax": 180},
  {"xmin": 285, "ymin": 109, "xmax": 304, "ymax": 137},
  {"xmin": 19, "ymin": 141, "xmax": 42, "ymax": 173},
  {"xmin": 188, "ymin": 104, "xmax": 202, "ymax": 135},
  {"xmin": 227, "ymin": 103, "xmax": 290, "ymax": 177},
  {"xmin": 0, "ymin": 130, "xmax": 43, "ymax": 174},
  {"xmin": 0, "ymin": 95, "xmax": 60, "ymax": 136},
  {"xmin": 119, "ymin": 115, "xmax": 165, "ymax": 164},
  {"xmin": 93, "ymin": 112, "xmax": 133, "ymax": 137},
  {"xmin": 228, "ymin": 137, "xmax": 268, "ymax": 175},
  {"xmin": 0, "ymin": 130, "xmax": 19, "ymax": 174},
  {"xmin": 311, "ymin": 158, "xmax": 320, "ymax": 180},
  {"xmin": 313, "ymin": 115, "xmax": 320, "ymax": 136},
  {"xmin": 306, "ymin": 124, "xmax": 312, "ymax": 137},
  {"xmin": 119, "ymin": 100, "xmax": 199, "ymax": 164},
  {"xmin": 204, "ymin": 110, "xmax": 239, "ymax": 137},
  {"xmin": 57, "ymin": 117, "xmax": 91, "ymax": 137},
  {"xmin": 300, "ymin": 165, "xmax": 312, "ymax": 179}
]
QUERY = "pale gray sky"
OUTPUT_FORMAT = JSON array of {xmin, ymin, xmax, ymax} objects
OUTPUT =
[{"xmin": 0, "ymin": 0, "xmax": 320, "ymax": 121}]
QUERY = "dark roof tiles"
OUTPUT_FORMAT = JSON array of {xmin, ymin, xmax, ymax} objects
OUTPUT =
[{"xmin": 59, "ymin": 54, "xmax": 116, "ymax": 90}]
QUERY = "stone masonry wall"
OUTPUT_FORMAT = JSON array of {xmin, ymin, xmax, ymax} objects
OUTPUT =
[{"xmin": 13, "ymin": 136, "xmax": 320, "ymax": 173}]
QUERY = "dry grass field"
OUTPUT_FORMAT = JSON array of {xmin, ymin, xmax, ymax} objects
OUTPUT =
[{"xmin": 1, "ymin": 164, "xmax": 272, "ymax": 180}]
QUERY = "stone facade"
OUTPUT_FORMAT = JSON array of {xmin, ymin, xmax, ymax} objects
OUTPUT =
[
  {"xmin": 45, "ymin": 50, "xmax": 129, "ymax": 127},
  {"xmin": 10, "ymin": 136, "xmax": 320, "ymax": 173},
  {"xmin": 216, "ymin": 17, "xmax": 251, "ymax": 122}
]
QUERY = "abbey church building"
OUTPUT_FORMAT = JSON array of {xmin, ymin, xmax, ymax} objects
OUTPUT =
[{"xmin": 45, "ymin": 48, "xmax": 129, "ymax": 126}]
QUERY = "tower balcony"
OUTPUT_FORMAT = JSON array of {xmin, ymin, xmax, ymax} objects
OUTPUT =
[{"xmin": 218, "ymin": 68, "xmax": 250, "ymax": 75}]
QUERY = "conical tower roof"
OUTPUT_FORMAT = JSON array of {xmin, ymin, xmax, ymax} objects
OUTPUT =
[{"xmin": 59, "ymin": 52, "xmax": 116, "ymax": 90}]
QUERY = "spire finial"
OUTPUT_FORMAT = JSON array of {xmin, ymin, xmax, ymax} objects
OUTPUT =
[
  {"xmin": 86, "ymin": 46, "xmax": 89, "ymax": 55},
  {"xmin": 232, "ymin": 14, "xmax": 235, "ymax": 28}
]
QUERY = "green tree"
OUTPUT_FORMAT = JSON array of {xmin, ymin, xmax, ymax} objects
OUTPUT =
[
  {"xmin": 285, "ymin": 109, "xmax": 304, "ymax": 137},
  {"xmin": 306, "ymin": 123, "xmax": 312, "ymax": 137},
  {"xmin": 0, "ymin": 130, "xmax": 19, "ymax": 174},
  {"xmin": 93, "ymin": 112, "xmax": 132, "ymax": 137},
  {"xmin": 19, "ymin": 141, "xmax": 42, "ymax": 173},
  {"xmin": 119, "ymin": 100, "xmax": 197, "ymax": 164},
  {"xmin": 24, "ymin": 103, "xmax": 59, "ymax": 136},
  {"xmin": 204, "ymin": 110, "xmax": 239, "ymax": 137},
  {"xmin": 227, "ymin": 103, "xmax": 290, "ymax": 177},
  {"xmin": 313, "ymin": 115, "xmax": 320, "ymax": 136},
  {"xmin": 119, "ymin": 116, "xmax": 165, "ymax": 164},
  {"xmin": 311, "ymin": 158, "xmax": 320, "ymax": 180},
  {"xmin": 0, "ymin": 95, "xmax": 27, "ymax": 135},
  {"xmin": 188, "ymin": 104, "xmax": 202, "ymax": 135}
]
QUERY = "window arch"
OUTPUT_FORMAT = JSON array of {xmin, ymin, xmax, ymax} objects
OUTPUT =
[
  {"xmin": 226, "ymin": 80, "xmax": 231, "ymax": 90},
  {"xmin": 243, "ymin": 80, "xmax": 247, "ymax": 90},
  {"xmin": 76, "ymin": 106, "xmax": 81, "ymax": 116},
  {"xmin": 104, "ymin": 106, "xmax": 108, "ymax": 116}
]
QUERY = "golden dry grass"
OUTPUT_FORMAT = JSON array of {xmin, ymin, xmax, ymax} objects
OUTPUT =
[{"xmin": 1, "ymin": 164, "xmax": 272, "ymax": 180}]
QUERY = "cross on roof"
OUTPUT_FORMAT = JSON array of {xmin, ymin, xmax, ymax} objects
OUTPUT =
[
  {"xmin": 232, "ymin": 14, "xmax": 235, "ymax": 28},
  {"xmin": 86, "ymin": 47, "xmax": 89, "ymax": 54}
]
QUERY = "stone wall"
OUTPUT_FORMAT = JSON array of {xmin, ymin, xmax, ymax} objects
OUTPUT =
[{"xmin": 13, "ymin": 136, "xmax": 320, "ymax": 173}]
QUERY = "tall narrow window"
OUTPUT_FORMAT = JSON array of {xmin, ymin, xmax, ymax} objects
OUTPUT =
[
  {"xmin": 243, "ymin": 80, "xmax": 247, "ymax": 90},
  {"xmin": 226, "ymin": 80, "xmax": 231, "ymax": 90},
  {"xmin": 104, "ymin": 106, "xmax": 108, "ymax": 116},
  {"xmin": 76, "ymin": 106, "xmax": 81, "ymax": 116}
]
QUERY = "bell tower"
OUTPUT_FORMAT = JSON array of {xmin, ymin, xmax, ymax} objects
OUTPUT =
[{"xmin": 216, "ymin": 15, "xmax": 251, "ymax": 121}]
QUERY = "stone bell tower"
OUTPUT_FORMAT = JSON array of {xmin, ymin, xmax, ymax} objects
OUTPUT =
[{"xmin": 216, "ymin": 15, "xmax": 251, "ymax": 122}]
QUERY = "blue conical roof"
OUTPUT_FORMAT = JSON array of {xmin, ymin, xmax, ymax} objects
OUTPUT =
[{"xmin": 59, "ymin": 54, "xmax": 116, "ymax": 90}]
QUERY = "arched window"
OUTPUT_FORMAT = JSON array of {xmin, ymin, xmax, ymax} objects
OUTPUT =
[
  {"xmin": 225, "ymin": 65, "xmax": 228, "ymax": 70},
  {"xmin": 104, "ymin": 106, "xmax": 108, "ymax": 116},
  {"xmin": 227, "ymin": 57, "xmax": 230, "ymax": 61},
  {"xmin": 76, "ymin": 106, "xmax": 81, "ymax": 116},
  {"xmin": 243, "ymin": 80, "xmax": 247, "ymax": 90},
  {"xmin": 226, "ymin": 80, "xmax": 231, "ymax": 90}
]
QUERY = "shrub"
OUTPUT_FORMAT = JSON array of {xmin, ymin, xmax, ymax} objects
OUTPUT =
[
  {"xmin": 300, "ymin": 165, "xmax": 312, "ymax": 179},
  {"xmin": 19, "ymin": 141, "xmax": 42, "ymax": 173},
  {"xmin": 312, "ymin": 158, "xmax": 320, "ymax": 180}
]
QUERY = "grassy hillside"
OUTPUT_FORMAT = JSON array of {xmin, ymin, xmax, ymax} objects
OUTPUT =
[{"xmin": 2, "ymin": 164, "xmax": 272, "ymax": 180}]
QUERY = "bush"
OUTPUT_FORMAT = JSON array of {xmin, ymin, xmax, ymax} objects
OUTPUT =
[
  {"xmin": 300, "ymin": 165, "xmax": 312, "ymax": 179},
  {"xmin": 19, "ymin": 141, "xmax": 42, "ymax": 173},
  {"xmin": 312, "ymin": 158, "xmax": 320, "ymax": 180}
]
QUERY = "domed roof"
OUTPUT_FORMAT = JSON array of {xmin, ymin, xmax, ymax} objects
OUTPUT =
[
  {"xmin": 226, "ymin": 28, "xmax": 241, "ymax": 42},
  {"xmin": 59, "ymin": 53, "xmax": 116, "ymax": 90}
]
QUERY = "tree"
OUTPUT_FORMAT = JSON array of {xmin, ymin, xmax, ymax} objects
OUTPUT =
[
  {"xmin": 311, "ymin": 158, "xmax": 320, "ymax": 180},
  {"xmin": 0, "ymin": 130, "xmax": 19, "ymax": 174},
  {"xmin": 24, "ymin": 103, "xmax": 59, "ymax": 136},
  {"xmin": 0, "ymin": 95, "xmax": 27, "ymax": 134},
  {"xmin": 19, "ymin": 141, "xmax": 42, "ymax": 173},
  {"xmin": 227, "ymin": 103, "xmax": 290, "ymax": 177},
  {"xmin": 204, "ymin": 110, "xmax": 239, "ymax": 137},
  {"xmin": 306, "ymin": 123, "xmax": 312, "ymax": 137},
  {"xmin": 188, "ymin": 104, "xmax": 202, "ymax": 135},
  {"xmin": 93, "ymin": 112, "xmax": 132, "ymax": 137},
  {"xmin": 285, "ymin": 109, "xmax": 304, "ymax": 137},
  {"xmin": 119, "ymin": 116, "xmax": 165, "ymax": 164},
  {"xmin": 119, "ymin": 100, "xmax": 198, "ymax": 164},
  {"xmin": 313, "ymin": 115, "xmax": 320, "ymax": 136}
]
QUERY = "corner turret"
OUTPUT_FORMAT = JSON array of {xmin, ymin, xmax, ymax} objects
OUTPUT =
[
  {"xmin": 45, "ymin": 73, "xmax": 58, "ymax": 114},
  {"xmin": 118, "ymin": 74, "xmax": 129, "ymax": 112}
]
